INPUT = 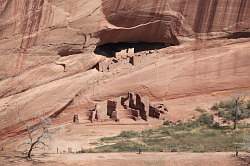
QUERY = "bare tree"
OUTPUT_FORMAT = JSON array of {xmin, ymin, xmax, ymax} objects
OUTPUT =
[
  {"xmin": 233, "ymin": 96, "xmax": 246, "ymax": 130},
  {"xmin": 232, "ymin": 96, "xmax": 247, "ymax": 157},
  {"xmin": 24, "ymin": 118, "xmax": 51, "ymax": 160},
  {"xmin": 233, "ymin": 97, "xmax": 240, "ymax": 130}
]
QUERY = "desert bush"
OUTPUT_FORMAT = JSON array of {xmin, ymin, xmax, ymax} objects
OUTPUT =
[
  {"xmin": 96, "ymin": 140, "xmax": 145, "ymax": 152},
  {"xmin": 197, "ymin": 113, "xmax": 214, "ymax": 126},
  {"xmin": 96, "ymin": 120, "xmax": 250, "ymax": 153},
  {"xmin": 118, "ymin": 131, "xmax": 140, "ymax": 138},
  {"xmin": 100, "ymin": 130, "xmax": 140, "ymax": 142},
  {"xmin": 247, "ymin": 100, "xmax": 250, "ymax": 109},
  {"xmin": 165, "ymin": 114, "xmax": 214, "ymax": 131},
  {"xmin": 141, "ymin": 129, "xmax": 154, "ymax": 137},
  {"xmin": 211, "ymin": 103, "xmax": 219, "ymax": 111},
  {"xmin": 195, "ymin": 107, "xmax": 207, "ymax": 113},
  {"xmin": 163, "ymin": 120, "xmax": 171, "ymax": 126},
  {"xmin": 212, "ymin": 122, "xmax": 221, "ymax": 129},
  {"xmin": 77, "ymin": 148, "xmax": 96, "ymax": 153},
  {"xmin": 212, "ymin": 99, "xmax": 250, "ymax": 121}
]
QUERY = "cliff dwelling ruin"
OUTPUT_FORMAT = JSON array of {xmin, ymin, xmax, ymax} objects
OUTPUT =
[
  {"xmin": 94, "ymin": 42, "xmax": 169, "ymax": 72},
  {"xmin": 94, "ymin": 42, "xmax": 167, "ymax": 57},
  {"xmin": 89, "ymin": 92, "xmax": 168, "ymax": 122}
]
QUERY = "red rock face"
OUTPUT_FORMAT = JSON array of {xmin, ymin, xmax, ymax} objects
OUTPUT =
[
  {"xmin": 192, "ymin": 0, "xmax": 249, "ymax": 33},
  {"xmin": 0, "ymin": 0, "xmax": 249, "ymax": 143},
  {"xmin": 16, "ymin": 0, "xmax": 45, "ymax": 73},
  {"xmin": 96, "ymin": 20, "xmax": 181, "ymax": 46},
  {"xmin": 0, "ymin": 0, "xmax": 249, "ymax": 61},
  {"xmin": 98, "ymin": 0, "xmax": 250, "ymax": 45},
  {"xmin": 102, "ymin": 0, "xmax": 174, "ymax": 27}
]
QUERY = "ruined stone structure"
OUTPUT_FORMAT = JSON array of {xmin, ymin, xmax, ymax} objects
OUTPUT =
[
  {"xmin": 90, "ymin": 101, "xmax": 110, "ymax": 122},
  {"xmin": 90, "ymin": 92, "xmax": 167, "ymax": 122},
  {"xmin": 149, "ymin": 104, "xmax": 168, "ymax": 120},
  {"xmin": 96, "ymin": 48, "xmax": 137, "ymax": 72},
  {"xmin": 73, "ymin": 114, "xmax": 79, "ymax": 123},
  {"xmin": 116, "ymin": 48, "xmax": 134, "ymax": 59},
  {"xmin": 127, "ymin": 93, "xmax": 150, "ymax": 121},
  {"xmin": 96, "ymin": 59, "xmax": 110, "ymax": 72},
  {"xmin": 96, "ymin": 57, "xmax": 133, "ymax": 72},
  {"xmin": 130, "ymin": 55, "xmax": 144, "ymax": 66},
  {"xmin": 96, "ymin": 47, "xmax": 155, "ymax": 73}
]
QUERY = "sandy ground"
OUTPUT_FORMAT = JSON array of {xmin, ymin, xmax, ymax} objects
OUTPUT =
[
  {"xmin": 2, "ymin": 89, "xmax": 250, "ymax": 153},
  {"xmin": 1, "ymin": 118, "xmax": 164, "ymax": 153},
  {"xmin": 0, "ymin": 152, "xmax": 247, "ymax": 166}
]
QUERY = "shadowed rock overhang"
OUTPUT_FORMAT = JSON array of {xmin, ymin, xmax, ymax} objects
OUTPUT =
[{"xmin": 95, "ymin": 0, "xmax": 183, "ymax": 48}]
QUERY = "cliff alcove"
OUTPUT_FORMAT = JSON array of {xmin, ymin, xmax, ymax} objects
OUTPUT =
[
  {"xmin": 94, "ymin": 42, "xmax": 168, "ymax": 57},
  {"xmin": 227, "ymin": 31, "xmax": 250, "ymax": 39}
]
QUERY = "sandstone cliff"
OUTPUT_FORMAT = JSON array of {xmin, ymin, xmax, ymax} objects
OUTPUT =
[
  {"xmin": 0, "ymin": 0, "xmax": 249, "ymax": 77},
  {"xmin": 0, "ymin": 0, "xmax": 249, "ymax": 143}
]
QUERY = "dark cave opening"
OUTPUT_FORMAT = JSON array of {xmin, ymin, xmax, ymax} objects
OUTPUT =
[
  {"xmin": 94, "ymin": 42, "xmax": 169, "ymax": 57},
  {"xmin": 227, "ymin": 32, "xmax": 250, "ymax": 39}
]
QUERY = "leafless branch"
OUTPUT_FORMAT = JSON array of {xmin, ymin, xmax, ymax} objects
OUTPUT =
[{"xmin": 24, "ymin": 118, "xmax": 52, "ymax": 160}]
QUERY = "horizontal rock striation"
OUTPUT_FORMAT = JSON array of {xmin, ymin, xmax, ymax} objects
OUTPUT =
[
  {"xmin": 0, "ymin": 0, "xmax": 249, "ymax": 142},
  {"xmin": 0, "ymin": 1, "xmax": 249, "ymax": 77}
]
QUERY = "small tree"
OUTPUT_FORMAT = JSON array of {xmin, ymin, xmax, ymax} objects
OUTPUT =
[
  {"xmin": 232, "ymin": 96, "xmax": 247, "ymax": 130},
  {"xmin": 24, "ymin": 118, "xmax": 51, "ymax": 160},
  {"xmin": 211, "ymin": 96, "xmax": 249, "ymax": 129},
  {"xmin": 233, "ymin": 97, "xmax": 240, "ymax": 130}
]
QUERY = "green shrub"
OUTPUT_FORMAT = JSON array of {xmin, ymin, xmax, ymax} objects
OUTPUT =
[
  {"xmin": 212, "ymin": 98, "xmax": 250, "ymax": 121},
  {"xmin": 195, "ymin": 107, "xmax": 207, "ymax": 113},
  {"xmin": 239, "ymin": 108, "xmax": 250, "ymax": 119},
  {"xmin": 96, "ymin": 141, "xmax": 145, "ymax": 152},
  {"xmin": 95, "ymin": 118, "xmax": 250, "ymax": 153},
  {"xmin": 219, "ymin": 100, "xmax": 235, "ymax": 109},
  {"xmin": 185, "ymin": 120, "xmax": 200, "ymax": 128},
  {"xmin": 163, "ymin": 120, "xmax": 171, "ymax": 126},
  {"xmin": 77, "ymin": 149, "xmax": 96, "ymax": 153},
  {"xmin": 211, "ymin": 103, "xmax": 219, "ymax": 111},
  {"xmin": 118, "ymin": 131, "xmax": 139, "ymax": 138},
  {"xmin": 100, "ymin": 136, "xmax": 117, "ymax": 142},
  {"xmin": 141, "ymin": 129, "xmax": 154, "ymax": 137},
  {"xmin": 197, "ymin": 113, "xmax": 214, "ymax": 126},
  {"xmin": 218, "ymin": 109, "xmax": 233, "ymax": 120},
  {"xmin": 247, "ymin": 100, "xmax": 250, "ymax": 109},
  {"xmin": 212, "ymin": 122, "xmax": 221, "ymax": 129},
  {"xmin": 211, "ymin": 100, "xmax": 236, "ymax": 110}
]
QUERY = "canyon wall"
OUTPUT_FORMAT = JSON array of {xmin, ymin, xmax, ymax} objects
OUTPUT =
[
  {"xmin": 0, "ymin": 0, "xmax": 249, "ymax": 140},
  {"xmin": 0, "ymin": 0, "xmax": 249, "ymax": 78}
]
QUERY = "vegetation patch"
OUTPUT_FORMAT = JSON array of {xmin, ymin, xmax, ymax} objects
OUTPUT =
[
  {"xmin": 95, "ymin": 141, "xmax": 146, "ymax": 153},
  {"xmin": 211, "ymin": 99, "xmax": 250, "ymax": 121},
  {"xmin": 194, "ymin": 107, "xmax": 207, "ymax": 113},
  {"xmin": 88, "ymin": 112, "xmax": 250, "ymax": 153}
]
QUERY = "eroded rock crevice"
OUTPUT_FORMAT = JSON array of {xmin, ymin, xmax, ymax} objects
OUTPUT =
[{"xmin": 227, "ymin": 31, "xmax": 250, "ymax": 39}]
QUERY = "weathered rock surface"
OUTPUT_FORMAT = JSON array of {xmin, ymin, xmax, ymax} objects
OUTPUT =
[
  {"xmin": 0, "ymin": 0, "xmax": 249, "ymax": 77},
  {"xmin": 0, "ymin": 53, "xmax": 103, "ymax": 98},
  {"xmin": 0, "ymin": 0, "xmax": 249, "ymax": 143},
  {"xmin": 0, "ymin": 69, "xmax": 101, "ymax": 138},
  {"xmin": 83, "ymin": 41, "xmax": 250, "ymax": 101}
]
